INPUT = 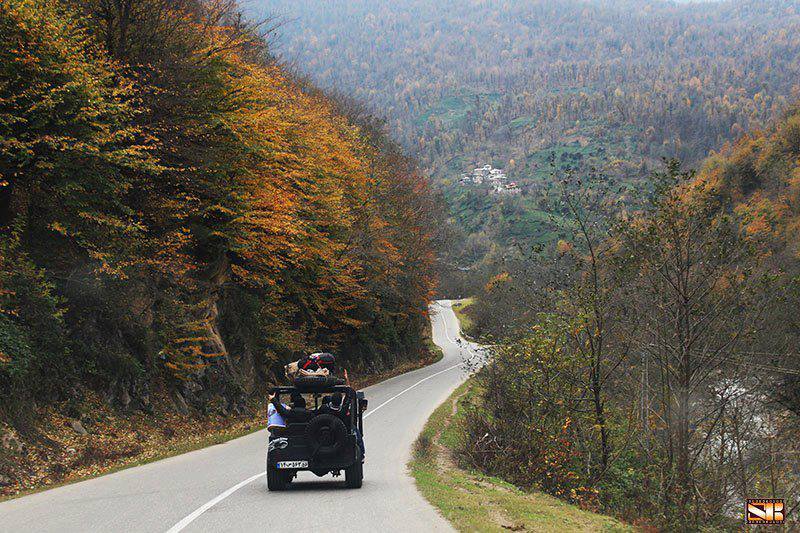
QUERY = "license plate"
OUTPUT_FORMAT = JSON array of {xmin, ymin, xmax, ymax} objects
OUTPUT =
[{"xmin": 276, "ymin": 460, "xmax": 308, "ymax": 469}]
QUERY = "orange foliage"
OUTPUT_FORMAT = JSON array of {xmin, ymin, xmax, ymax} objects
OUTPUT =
[{"xmin": 0, "ymin": 0, "xmax": 439, "ymax": 389}]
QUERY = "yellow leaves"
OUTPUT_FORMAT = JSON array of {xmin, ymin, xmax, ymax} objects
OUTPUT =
[
  {"xmin": 49, "ymin": 221, "xmax": 67, "ymax": 236},
  {"xmin": 485, "ymin": 271, "xmax": 511, "ymax": 293},
  {"xmin": 203, "ymin": 42, "xmax": 421, "ymax": 327},
  {"xmin": 787, "ymin": 164, "xmax": 800, "ymax": 201},
  {"xmin": 1, "ymin": 0, "xmax": 438, "ymax": 388},
  {"xmin": 556, "ymin": 239, "xmax": 573, "ymax": 256},
  {"xmin": 0, "ymin": 386, "xmax": 269, "ymax": 497}
]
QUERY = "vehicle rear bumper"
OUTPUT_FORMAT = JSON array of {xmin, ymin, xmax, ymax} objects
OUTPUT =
[{"xmin": 267, "ymin": 435, "xmax": 360, "ymax": 471}]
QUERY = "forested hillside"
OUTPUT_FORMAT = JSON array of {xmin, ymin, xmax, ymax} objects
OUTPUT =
[
  {"xmin": 241, "ymin": 0, "xmax": 800, "ymax": 527},
  {"xmin": 260, "ymin": 0, "xmax": 799, "ymax": 169},
  {"xmin": 455, "ymin": 107, "xmax": 800, "ymax": 529},
  {"xmin": 0, "ymin": 0, "xmax": 438, "ymax": 440},
  {"xmin": 253, "ymin": 0, "xmax": 800, "ymax": 277}
]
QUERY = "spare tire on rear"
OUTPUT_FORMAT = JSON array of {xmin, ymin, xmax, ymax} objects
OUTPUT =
[
  {"xmin": 293, "ymin": 374, "xmax": 345, "ymax": 391},
  {"xmin": 304, "ymin": 414, "xmax": 347, "ymax": 458}
]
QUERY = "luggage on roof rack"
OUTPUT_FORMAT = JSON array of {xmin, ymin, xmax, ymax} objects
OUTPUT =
[
  {"xmin": 298, "ymin": 352, "xmax": 336, "ymax": 373},
  {"xmin": 285, "ymin": 352, "xmax": 340, "ymax": 389}
]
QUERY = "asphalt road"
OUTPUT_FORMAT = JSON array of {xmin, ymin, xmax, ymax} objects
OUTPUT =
[{"xmin": 0, "ymin": 300, "xmax": 479, "ymax": 533}]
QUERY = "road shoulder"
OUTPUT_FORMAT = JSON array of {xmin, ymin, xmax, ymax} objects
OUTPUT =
[{"xmin": 409, "ymin": 379, "xmax": 633, "ymax": 533}]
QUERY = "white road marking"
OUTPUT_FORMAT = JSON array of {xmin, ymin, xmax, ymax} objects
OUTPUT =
[
  {"xmin": 165, "ymin": 473, "xmax": 264, "ymax": 533},
  {"xmin": 362, "ymin": 362, "xmax": 461, "ymax": 420},
  {"xmin": 441, "ymin": 315, "xmax": 456, "ymax": 344},
  {"xmin": 164, "ymin": 358, "xmax": 462, "ymax": 533},
  {"xmin": 433, "ymin": 305, "xmax": 457, "ymax": 345}
]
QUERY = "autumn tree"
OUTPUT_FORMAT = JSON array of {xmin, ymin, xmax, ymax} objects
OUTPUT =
[
  {"xmin": 612, "ymin": 161, "xmax": 773, "ymax": 528},
  {"xmin": 1, "ymin": 0, "xmax": 440, "ymax": 415}
]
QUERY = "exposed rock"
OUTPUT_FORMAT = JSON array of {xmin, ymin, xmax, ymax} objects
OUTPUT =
[
  {"xmin": 79, "ymin": 413, "xmax": 94, "ymax": 429},
  {"xmin": 70, "ymin": 420, "xmax": 88, "ymax": 435},
  {"xmin": 171, "ymin": 391, "xmax": 189, "ymax": 415},
  {"xmin": 118, "ymin": 386, "xmax": 132, "ymax": 410},
  {"xmin": 1, "ymin": 430, "xmax": 23, "ymax": 453}
]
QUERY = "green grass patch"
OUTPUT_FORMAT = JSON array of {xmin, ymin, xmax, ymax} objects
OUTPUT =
[
  {"xmin": 423, "ymin": 309, "xmax": 446, "ymax": 367},
  {"xmin": 509, "ymin": 116, "xmax": 536, "ymax": 130},
  {"xmin": 425, "ymin": 337, "xmax": 445, "ymax": 366},
  {"xmin": 451, "ymin": 298, "xmax": 475, "ymax": 337},
  {"xmin": 415, "ymin": 92, "xmax": 501, "ymax": 129},
  {"xmin": 410, "ymin": 379, "xmax": 634, "ymax": 533}
]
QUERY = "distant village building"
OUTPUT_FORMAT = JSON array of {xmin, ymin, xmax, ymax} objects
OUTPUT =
[{"xmin": 459, "ymin": 164, "xmax": 517, "ymax": 195}]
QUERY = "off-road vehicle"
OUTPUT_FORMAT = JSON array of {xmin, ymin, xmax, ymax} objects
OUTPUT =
[{"xmin": 266, "ymin": 384, "xmax": 366, "ymax": 490}]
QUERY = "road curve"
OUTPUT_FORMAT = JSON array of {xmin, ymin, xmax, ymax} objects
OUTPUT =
[{"xmin": 0, "ymin": 300, "xmax": 475, "ymax": 533}]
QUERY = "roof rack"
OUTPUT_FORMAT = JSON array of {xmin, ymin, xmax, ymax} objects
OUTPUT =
[{"xmin": 270, "ymin": 384, "xmax": 355, "ymax": 394}]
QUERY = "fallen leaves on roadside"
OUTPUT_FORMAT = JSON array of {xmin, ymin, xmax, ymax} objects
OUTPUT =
[{"xmin": 0, "ymin": 390, "xmax": 267, "ymax": 498}]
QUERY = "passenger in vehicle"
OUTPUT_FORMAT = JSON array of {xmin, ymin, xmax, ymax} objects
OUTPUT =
[
  {"xmin": 340, "ymin": 371, "xmax": 366, "ymax": 457},
  {"xmin": 318, "ymin": 369, "xmax": 352, "ymax": 418},
  {"xmin": 269, "ymin": 391, "xmax": 314, "ymax": 423},
  {"xmin": 354, "ymin": 427, "xmax": 365, "ymax": 459},
  {"xmin": 318, "ymin": 389, "xmax": 365, "ymax": 459},
  {"xmin": 267, "ymin": 400, "xmax": 286, "ymax": 434}
]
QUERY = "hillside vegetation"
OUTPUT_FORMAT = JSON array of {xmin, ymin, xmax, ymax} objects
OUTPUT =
[
  {"xmin": 459, "ymin": 107, "xmax": 800, "ymax": 529},
  {"xmin": 261, "ymin": 0, "xmax": 800, "ymax": 169},
  {"xmin": 0, "ymin": 0, "xmax": 439, "ymax": 478},
  {"xmin": 256, "ymin": 0, "xmax": 800, "ymax": 279},
  {"xmin": 411, "ymin": 380, "xmax": 632, "ymax": 532}
]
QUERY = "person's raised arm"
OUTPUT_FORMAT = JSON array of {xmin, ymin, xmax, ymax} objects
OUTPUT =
[{"xmin": 269, "ymin": 393, "xmax": 291, "ymax": 417}]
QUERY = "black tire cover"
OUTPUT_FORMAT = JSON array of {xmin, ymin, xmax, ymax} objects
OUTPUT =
[
  {"xmin": 293, "ymin": 375, "xmax": 345, "ymax": 391},
  {"xmin": 304, "ymin": 414, "xmax": 347, "ymax": 457}
]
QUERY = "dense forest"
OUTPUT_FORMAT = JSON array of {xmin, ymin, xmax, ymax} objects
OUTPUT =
[
  {"xmin": 3, "ymin": 0, "xmax": 799, "ymax": 522},
  {"xmin": 250, "ymin": 1, "xmax": 800, "ymax": 526},
  {"xmin": 0, "ymin": 0, "xmax": 439, "ymax": 439},
  {"xmin": 458, "ymin": 108, "xmax": 800, "ymax": 528},
  {"xmin": 255, "ymin": 0, "xmax": 800, "ymax": 279}
]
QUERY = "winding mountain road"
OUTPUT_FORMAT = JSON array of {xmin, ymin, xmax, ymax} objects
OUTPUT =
[{"xmin": 0, "ymin": 300, "xmax": 478, "ymax": 532}]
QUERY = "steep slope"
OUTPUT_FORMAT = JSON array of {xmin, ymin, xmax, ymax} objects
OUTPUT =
[
  {"xmin": 441, "ymin": 106, "xmax": 800, "ymax": 529},
  {"xmin": 698, "ymin": 105, "xmax": 800, "ymax": 255},
  {"xmin": 0, "ymin": 0, "xmax": 440, "ymax": 495},
  {"xmin": 256, "ymin": 0, "xmax": 799, "ymax": 174}
]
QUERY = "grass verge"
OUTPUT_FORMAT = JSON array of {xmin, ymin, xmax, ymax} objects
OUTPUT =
[
  {"xmin": 451, "ymin": 297, "xmax": 475, "ymax": 337},
  {"xmin": 409, "ymin": 379, "xmax": 633, "ymax": 532}
]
